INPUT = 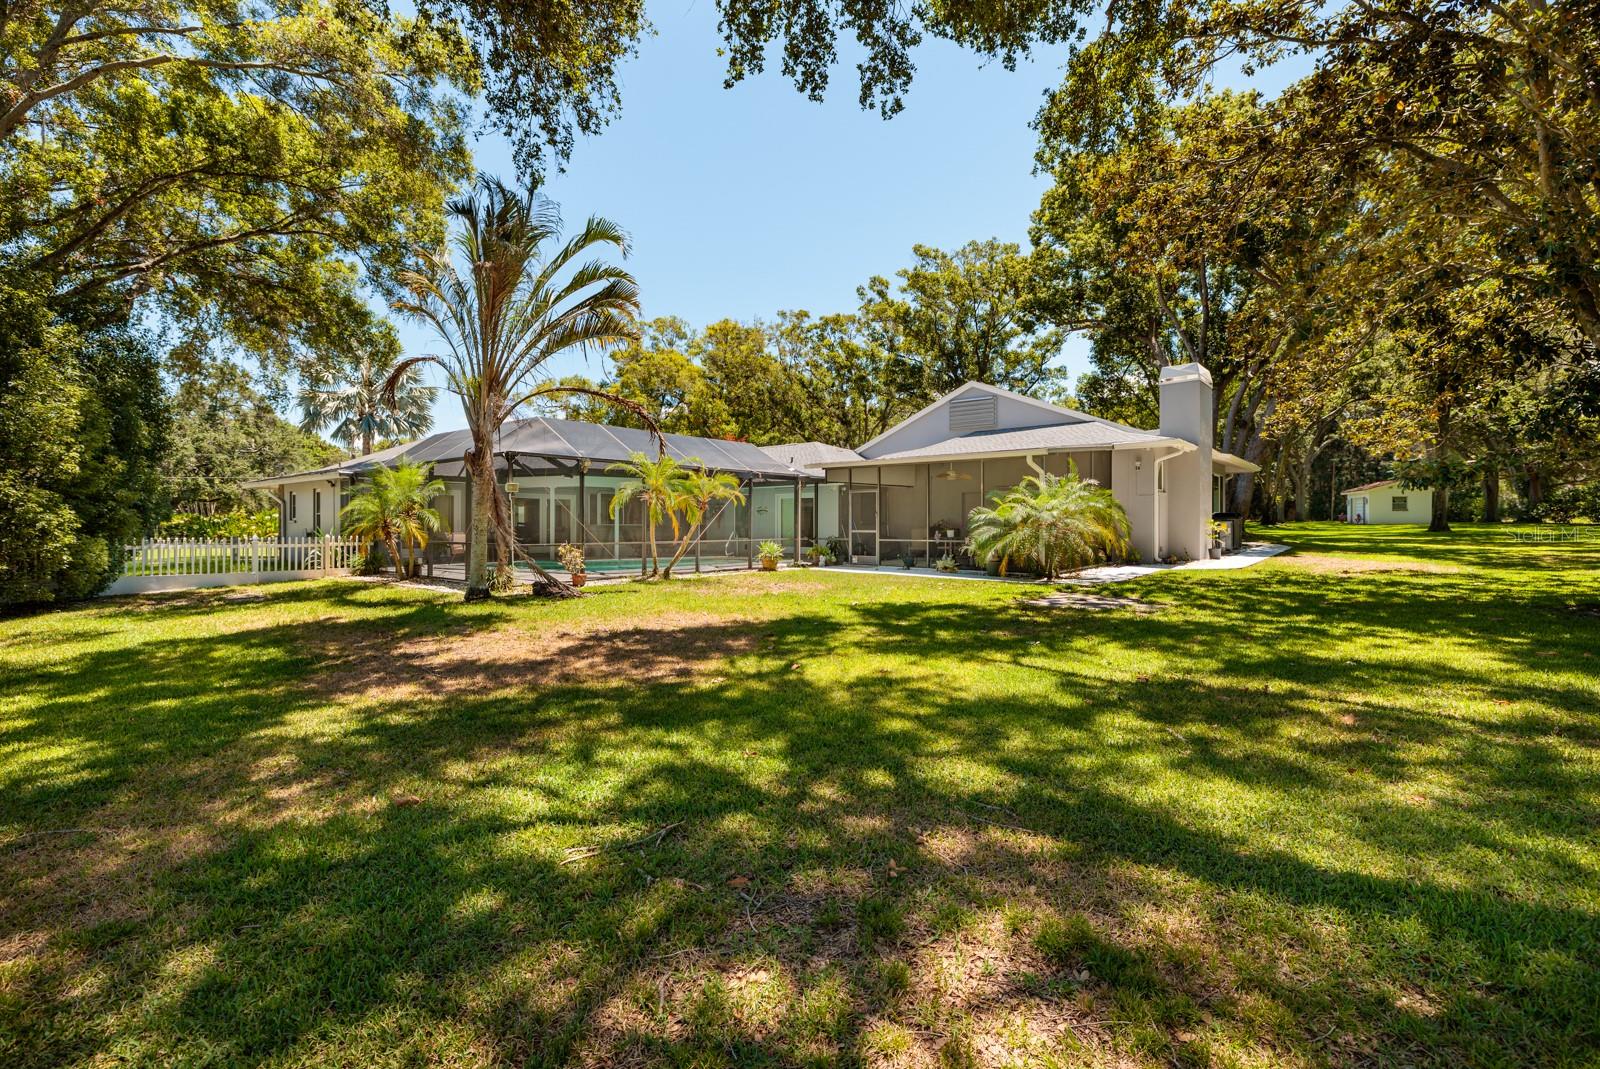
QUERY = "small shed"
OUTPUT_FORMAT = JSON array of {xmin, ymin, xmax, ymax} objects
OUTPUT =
[{"xmin": 1342, "ymin": 480, "xmax": 1432, "ymax": 524}]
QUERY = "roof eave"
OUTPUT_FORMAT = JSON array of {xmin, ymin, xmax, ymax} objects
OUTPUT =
[
  {"xmin": 823, "ymin": 437, "xmax": 1189, "ymax": 469},
  {"xmin": 1211, "ymin": 449, "xmax": 1261, "ymax": 474}
]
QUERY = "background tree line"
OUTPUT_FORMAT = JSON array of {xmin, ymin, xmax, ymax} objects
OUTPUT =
[{"xmin": 538, "ymin": 238, "xmax": 1068, "ymax": 446}]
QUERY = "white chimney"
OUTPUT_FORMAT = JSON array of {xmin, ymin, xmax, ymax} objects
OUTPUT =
[
  {"xmin": 1158, "ymin": 362, "xmax": 1213, "ymax": 448},
  {"xmin": 1158, "ymin": 362, "xmax": 1214, "ymax": 560}
]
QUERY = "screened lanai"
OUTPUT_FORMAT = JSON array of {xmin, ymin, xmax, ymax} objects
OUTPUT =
[{"xmin": 248, "ymin": 417, "xmax": 843, "ymax": 577}]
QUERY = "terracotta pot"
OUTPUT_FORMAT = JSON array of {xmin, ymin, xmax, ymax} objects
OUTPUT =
[
  {"xmin": 571, "ymin": 572, "xmax": 587, "ymax": 587},
  {"xmin": 760, "ymin": 559, "xmax": 779, "ymax": 571}
]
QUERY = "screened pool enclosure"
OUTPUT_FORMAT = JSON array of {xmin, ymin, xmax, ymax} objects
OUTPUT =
[{"xmin": 251, "ymin": 417, "xmax": 841, "ymax": 577}]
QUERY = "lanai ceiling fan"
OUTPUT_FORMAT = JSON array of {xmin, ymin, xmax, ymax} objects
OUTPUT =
[{"xmin": 935, "ymin": 462, "xmax": 972, "ymax": 481}]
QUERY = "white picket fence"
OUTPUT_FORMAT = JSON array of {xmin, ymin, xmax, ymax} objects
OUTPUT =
[{"xmin": 104, "ymin": 536, "xmax": 365, "ymax": 595}]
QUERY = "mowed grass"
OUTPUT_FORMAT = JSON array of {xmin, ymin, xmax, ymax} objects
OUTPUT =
[{"xmin": 2, "ymin": 523, "xmax": 1598, "ymax": 1068}]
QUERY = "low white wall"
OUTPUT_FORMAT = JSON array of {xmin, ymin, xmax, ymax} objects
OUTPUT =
[{"xmin": 104, "ymin": 569, "xmax": 331, "ymax": 596}]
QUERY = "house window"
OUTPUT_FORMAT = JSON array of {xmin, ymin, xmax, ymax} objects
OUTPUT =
[
  {"xmin": 1391, "ymin": 495, "xmax": 1408, "ymax": 511},
  {"xmin": 288, "ymin": 492, "xmax": 297, "ymax": 522},
  {"xmin": 313, "ymin": 489, "xmax": 322, "ymax": 531}
]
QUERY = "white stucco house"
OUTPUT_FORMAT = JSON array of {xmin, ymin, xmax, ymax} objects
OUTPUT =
[
  {"xmin": 1342, "ymin": 480, "xmax": 1433, "ymax": 524},
  {"xmin": 249, "ymin": 360, "xmax": 1253, "ymax": 573}
]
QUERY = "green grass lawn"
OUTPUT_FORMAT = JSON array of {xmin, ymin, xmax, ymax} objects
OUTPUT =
[{"xmin": 3, "ymin": 522, "xmax": 1598, "ymax": 1068}]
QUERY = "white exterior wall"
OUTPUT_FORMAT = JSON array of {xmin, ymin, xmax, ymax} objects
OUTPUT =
[
  {"xmin": 1346, "ymin": 488, "xmax": 1432, "ymax": 524},
  {"xmin": 1157, "ymin": 364, "xmax": 1213, "ymax": 561},
  {"xmin": 279, "ymin": 478, "xmax": 341, "ymax": 537},
  {"xmin": 1111, "ymin": 449, "xmax": 1165, "ymax": 564}
]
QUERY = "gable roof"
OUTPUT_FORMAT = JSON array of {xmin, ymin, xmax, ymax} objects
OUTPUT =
[
  {"xmin": 852, "ymin": 380, "xmax": 1146, "ymax": 457},
  {"xmin": 1342, "ymin": 479, "xmax": 1400, "ymax": 495}
]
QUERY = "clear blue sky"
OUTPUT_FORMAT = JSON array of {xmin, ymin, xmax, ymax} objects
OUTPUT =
[{"xmin": 397, "ymin": 5, "xmax": 1308, "ymax": 434}]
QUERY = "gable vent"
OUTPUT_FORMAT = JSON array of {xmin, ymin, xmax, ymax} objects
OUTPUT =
[{"xmin": 948, "ymin": 395, "xmax": 998, "ymax": 435}]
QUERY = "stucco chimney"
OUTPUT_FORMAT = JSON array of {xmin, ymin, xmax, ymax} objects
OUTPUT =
[
  {"xmin": 1158, "ymin": 362, "xmax": 1213, "ymax": 449},
  {"xmin": 1157, "ymin": 362, "xmax": 1214, "ymax": 560}
]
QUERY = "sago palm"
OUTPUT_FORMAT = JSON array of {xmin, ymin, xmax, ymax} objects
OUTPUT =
[
  {"xmin": 662, "ymin": 467, "xmax": 745, "ymax": 577},
  {"xmin": 390, "ymin": 175, "xmax": 645, "ymax": 599},
  {"xmin": 298, "ymin": 342, "xmax": 435, "ymax": 456},
  {"xmin": 607, "ymin": 451, "xmax": 691, "ymax": 578},
  {"xmin": 966, "ymin": 466, "xmax": 1131, "ymax": 579}
]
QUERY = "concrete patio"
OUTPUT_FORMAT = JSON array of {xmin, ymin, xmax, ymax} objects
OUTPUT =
[{"xmin": 826, "ymin": 542, "xmax": 1289, "ymax": 585}]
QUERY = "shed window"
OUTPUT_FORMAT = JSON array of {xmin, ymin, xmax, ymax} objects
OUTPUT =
[
  {"xmin": 313, "ymin": 489, "xmax": 322, "ymax": 531},
  {"xmin": 289, "ymin": 492, "xmax": 297, "ymax": 521},
  {"xmin": 1391, "ymin": 495, "xmax": 1408, "ymax": 511}
]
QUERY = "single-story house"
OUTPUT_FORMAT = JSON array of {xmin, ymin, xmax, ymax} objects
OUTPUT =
[
  {"xmin": 248, "ymin": 360, "xmax": 1254, "ymax": 572},
  {"xmin": 1342, "ymin": 480, "xmax": 1432, "ymax": 524}
]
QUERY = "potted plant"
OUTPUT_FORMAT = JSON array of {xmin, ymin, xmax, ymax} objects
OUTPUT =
[
  {"xmin": 556, "ymin": 542, "xmax": 588, "ymax": 587},
  {"xmin": 758, "ymin": 540, "xmax": 784, "ymax": 571},
  {"xmin": 935, "ymin": 552, "xmax": 960, "ymax": 573},
  {"xmin": 900, "ymin": 550, "xmax": 917, "ymax": 569},
  {"xmin": 1207, "ymin": 519, "xmax": 1227, "ymax": 559},
  {"xmin": 984, "ymin": 553, "xmax": 1003, "ymax": 577}
]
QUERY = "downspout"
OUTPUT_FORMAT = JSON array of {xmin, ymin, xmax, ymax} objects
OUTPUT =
[{"xmin": 1025, "ymin": 454, "xmax": 1046, "ymax": 479}]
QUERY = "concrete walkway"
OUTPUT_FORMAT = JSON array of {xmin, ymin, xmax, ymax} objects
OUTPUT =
[
  {"xmin": 1062, "ymin": 542, "xmax": 1289, "ymax": 585},
  {"xmin": 827, "ymin": 542, "xmax": 1289, "ymax": 585}
]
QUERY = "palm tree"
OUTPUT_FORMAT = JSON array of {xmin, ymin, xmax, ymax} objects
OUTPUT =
[
  {"xmin": 607, "ymin": 452, "xmax": 690, "ymax": 578},
  {"xmin": 390, "ymin": 462, "xmax": 446, "ymax": 577},
  {"xmin": 389, "ymin": 175, "xmax": 646, "ymax": 599},
  {"xmin": 661, "ymin": 467, "xmax": 745, "ymax": 577},
  {"xmin": 965, "ymin": 466, "xmax": 1132, "ymax": 579},
  {"xmin": 298, "ymin": 340, "xmax": 435, "ymax": 456},
  {"xmin": 342, "ymin": 462, "xmax": 444, "ymax": 578}
]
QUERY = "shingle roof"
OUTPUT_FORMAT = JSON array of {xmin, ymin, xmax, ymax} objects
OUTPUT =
[
  {"xmin": 757, "ymin": 441, "xmax": 863, "ymax": 474},
  {"xmin": 831, "ymin": 422, "xmax": 1174, "ymax": 466},
  {"xmin": 1342, "ymin": 479, "xmax": 1399, "ymax": 494}
]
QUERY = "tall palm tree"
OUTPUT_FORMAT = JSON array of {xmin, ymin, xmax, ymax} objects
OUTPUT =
[
  {"xmin": 662, "ymin": 467, "xmax": 745, "ymax": 577},
  {"xmin": 966, "ymin": 466, "xmax": 1132, "ymax": 579},
  {"xmin": 389, "ymin": 175, "xmax": 646, "ymax": 599},
  {"xmin": 298, "ymin": 341, "xmax": 436, "ymax": 457},
  {"xmin": 607, "ymin": 451, "xmax": 690, "ymax": 578},
  {"xmin": 342, "ymin": 461, "xmax": 444, "ymax": 578}
]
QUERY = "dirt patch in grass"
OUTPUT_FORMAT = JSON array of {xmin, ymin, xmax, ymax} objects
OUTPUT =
[
  {"xmin": 1279, "ymin": 553, "xmax": 1463, "ymax": 574},
  {"xmin": 1021, "ymin": 592, "xmax": 1161, "ymax": 613},
  {"xmin": 304, "ymin": 611, "xmax": 762, "ymax": 701}
]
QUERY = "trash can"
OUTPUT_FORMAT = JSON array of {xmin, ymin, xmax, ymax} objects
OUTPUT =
[{"xmin": 1212, "ymin": 512, "xmax": 1243, "ymax": 552}]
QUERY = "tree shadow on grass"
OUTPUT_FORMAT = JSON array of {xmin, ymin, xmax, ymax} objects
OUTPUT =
[{"xmin": 4, "ymin": 573, "xmax": 1600, "ymax": 1067}]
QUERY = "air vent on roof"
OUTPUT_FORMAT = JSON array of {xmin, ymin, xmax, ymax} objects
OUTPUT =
[{"xmin": 948, "ymin": 395, "xmax": 998, "ymax": 434}]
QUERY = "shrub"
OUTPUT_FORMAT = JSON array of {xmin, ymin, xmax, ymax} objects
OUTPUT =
[
  {"xmin": 556, "ymin": 542, "xmax": 586, "ymax": 573},
  {"xmin": 966, "ymin": 465, "xmax": 1132, "ymax": 578},
  {"xmin": 158, "ymin": 509, "xmax": 278, "ymax": 539}
]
